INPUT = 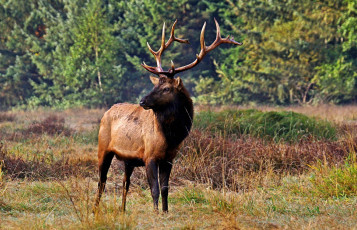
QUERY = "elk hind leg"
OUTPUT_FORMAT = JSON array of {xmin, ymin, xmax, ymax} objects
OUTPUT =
[
  {"xmin": 121, "ymin": 162, "xmax": 134, "ymax": 212},
  {"xmin": 93, "ymin": 151, "xmax": 114, "ymax": 212}
]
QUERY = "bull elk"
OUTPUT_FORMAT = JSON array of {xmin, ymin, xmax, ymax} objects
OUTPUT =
[{"xmin": 94, "ymin": 19, "xmax": 242, "ymax": 213}]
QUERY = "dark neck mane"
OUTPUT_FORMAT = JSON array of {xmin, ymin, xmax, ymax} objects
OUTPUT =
[{"xmin": 154, "ymin": 89, "xmax": 194, "ymax": 149}]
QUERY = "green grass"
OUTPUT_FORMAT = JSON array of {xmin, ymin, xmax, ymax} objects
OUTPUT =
[
  {"xmin": 2, "ymin": 178, "xmax": 356, "ymax": 229},
  {"xmin": 194, "ymin": 109, "xmax": 337, "ymax": 142},
  {"xmin": 309, "ymin": 153, "xmax": 357, "ymax": 198}
]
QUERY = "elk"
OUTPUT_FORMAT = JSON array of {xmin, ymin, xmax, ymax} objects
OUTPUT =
[{"xmin": 94, "ymin": 19, "xmax": 242, "ymax": 213}]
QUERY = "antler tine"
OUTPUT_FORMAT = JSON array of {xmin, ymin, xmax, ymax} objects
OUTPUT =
[
  {"xmin": 142, "ymin": 61, "xmax": 155, "ymax": 70},
  {"xmin": 147, "ymin": 42, "xmax": 156, "ymax": 56},
  {"xmin": 214, "ymin": 18, "xmax": 221, "ymax": 41},
  {"xmin": 200, "ymin": 22, "xmax": 207, "ymax": 52},
  {"xmin": 171, "ymin": 60, "xmax": 175, "ymax": 69},
  {"xmin": 165, "ymin": 20, "xmax": 190, "ymax": 48},
  {"xmin": 207, "ymin": 18, "xmax": 242, "ymax": 51},
  {"xmin": 141, "ymin": 61, "xmax": 159, "ymax": 74},
  {"xmin": 165, "ymin": 20, "xmax": 177, "ymax": 48},
  {"xmin": 160, "ymin": 22, "xmax": 166, "ymax": 53}
]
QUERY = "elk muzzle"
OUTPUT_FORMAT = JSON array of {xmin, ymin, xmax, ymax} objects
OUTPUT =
[{"xmin": 139, "ymin": 96, "xmax": 151, "ymax": 110}]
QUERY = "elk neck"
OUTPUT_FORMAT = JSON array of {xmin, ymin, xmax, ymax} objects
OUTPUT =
[{"xmin": 154, "ymin": 89, "xmax": 194, "ymax": 149}]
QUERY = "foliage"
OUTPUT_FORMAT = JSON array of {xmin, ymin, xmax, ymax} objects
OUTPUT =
[
  {"xmin": 0, "ymin": 0, "xmax": 43, "ymax": 108},
  {"xmin": 194, "ymin": 109, "xmax": 337, "ymax": 142},
  {"xmin": 0, "ymin": 0, "xmax": 356, "ymax": 109},
  {"xmin": 26, "ymin": 0, "xmax": 128, "ymax": 108},
  {"xmin": 312, "ymin": 0, "xmax": 357, "ymax": 103},
  {"xmin": 195, "ymin": 0, "xmax": 357, "ymax": 105}
]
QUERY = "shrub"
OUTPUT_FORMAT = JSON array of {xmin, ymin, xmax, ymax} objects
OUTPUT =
[
  {"xmin": 194, "ymin": 109, "xmax": 337, "ymax": 142},
  {"xmin": 0, "ymin": 143, "xmax": 96, "ymax": 180},
  {"xmin": 24, "ymin": 115, "xmax": 72, "ymax": 136},
  {"xmin": 0, "ymin": 112, "xmax": 16, "ymax": 122}
]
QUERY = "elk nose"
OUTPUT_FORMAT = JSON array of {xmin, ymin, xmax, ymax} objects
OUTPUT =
[{"xmin": 139, "ymin": 99, "xmax": 146, "ymax": 107}]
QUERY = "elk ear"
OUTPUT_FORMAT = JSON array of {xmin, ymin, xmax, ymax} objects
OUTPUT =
[
  {"xmin": 174, "ymin": 77, "xmax": 182, "ymax": 89},
  {"xmin": 150, "ymin": 76, "xmax": 159, "ymax": 86}
]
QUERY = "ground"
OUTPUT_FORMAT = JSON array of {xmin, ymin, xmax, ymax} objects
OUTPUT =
[{"xmin": 1, "ymin": 105, "xmax": 357, "ymax": 229}]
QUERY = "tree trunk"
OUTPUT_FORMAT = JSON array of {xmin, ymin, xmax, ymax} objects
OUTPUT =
[{"xmin": 94, "ymin": 33, "xmax": 103, "ymax": 92}]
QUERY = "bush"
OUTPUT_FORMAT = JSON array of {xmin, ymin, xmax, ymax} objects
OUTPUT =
[
  {"xmin": 24, "ymin": 115, "xmax": 72, "ymax": 136},
  {"xmin": 194, "ymin": 109, "xmax": 337, "ymax": 142},
  {"xmin": 0, "ymin": 112, "xmax": 16, "ymax": 123},
  {"xmin": 0, "ymin": 143, "xmax": 95, "ymax": 180}
]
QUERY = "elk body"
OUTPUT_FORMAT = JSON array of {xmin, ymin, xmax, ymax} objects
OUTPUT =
[{"xmin": 94, "ymin": 19, "xmax": 242, "ymax": 213}]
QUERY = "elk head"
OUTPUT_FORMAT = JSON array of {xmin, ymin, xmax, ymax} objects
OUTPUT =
[
  {"xmin": 140, "ymin": 76, "xmax": 183, "ymax": 110},
  {"xmin": 140, "ymin": 19, "xmax": 243, "ymax": 110}
]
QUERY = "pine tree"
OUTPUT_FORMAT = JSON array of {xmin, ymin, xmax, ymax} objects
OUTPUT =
[{"xmin": 195, "ymin": 0, "xmax": 352, "ymax": 105}]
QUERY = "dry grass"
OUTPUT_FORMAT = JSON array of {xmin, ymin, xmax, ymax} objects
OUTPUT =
[
  {"xmin": 0, "ymin": 112, "xmax": 16, "ymax": 123},
  {"xmin": 0, "ymin": 142, "xmax": 96, "ymax": 180},
  {"xmin": 196, "ymin": 104, "xmax": 357, "ymax": 123},
  {"xmin": 173, "ymin": 130, "xmax": 356, "ymax": 191},
  {"xmin": 1, "ymin": 105, "xmax": 357, "ymax": 229}
]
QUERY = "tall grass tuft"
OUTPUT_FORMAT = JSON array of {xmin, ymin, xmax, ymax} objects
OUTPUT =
[
  {"xmin": 194, "ymin": 109, "xmax": 337, "ymax": 142},
  {"xmin": 309, "ymin": 152, "xmax": 357, "ymax": 198}
]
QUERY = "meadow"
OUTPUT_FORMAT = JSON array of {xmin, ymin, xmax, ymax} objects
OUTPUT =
[{"xmin": 1, "ymin": 105, "xmax": 357, "ymax": 229}]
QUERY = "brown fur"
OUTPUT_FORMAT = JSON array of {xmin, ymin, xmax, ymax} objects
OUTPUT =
[{"xmin": 94, "ymin": 76, "xmax": 193, "ymax": 213}]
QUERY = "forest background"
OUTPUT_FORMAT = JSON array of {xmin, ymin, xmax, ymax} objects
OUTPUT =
[{"xmin": 0, "ymin": 0, "xmax": 356, "ymax": 109}]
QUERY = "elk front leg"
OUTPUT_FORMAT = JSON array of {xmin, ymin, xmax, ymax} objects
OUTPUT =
[
  {"xmin": 146, "ymin": 159, "xmax": 159, "ymax": 211},
  {"xmin": 94, "ymin": 151, "xmax": 114, "ymax": 213},
  {"xmin": 121, "ymin": 162, "xmax": 134, "ymax": 212},
  {"xmin": 159, "ymin": 160, "xmax": 172, "ymax": 212}
]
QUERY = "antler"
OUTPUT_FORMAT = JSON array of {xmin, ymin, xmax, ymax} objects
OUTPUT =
[
  {"xmin": 141, "ymin": 20, "xmax": 189, "ymax": 76},
  {"xmin": 142, "ymin": 19, "xmax": 243, "ymax": 78}
]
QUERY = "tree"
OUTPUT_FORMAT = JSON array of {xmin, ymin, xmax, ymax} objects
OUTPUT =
[
  {"xmin": 195, "ymin": 0, "xmax": 351, "ymax": 105},
  {"xmin": 313, "ymin": 0, "xmax": 357, "ymax": 103},
  {"xmin": 28, "ymin": 0, "xmax": 127, "ymax": 108},
  {"xmin": 0, "ymin": 0, "xmax": 356, "ymax": 109},
  {"xmin": 0, "ymin": 0, "xmax": 46, "ymax": 109}
]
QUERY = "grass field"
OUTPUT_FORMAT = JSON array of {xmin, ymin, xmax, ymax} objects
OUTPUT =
[{"xmin": 1, "ymin": 105, "xmax": 357, "ymax": 229}]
